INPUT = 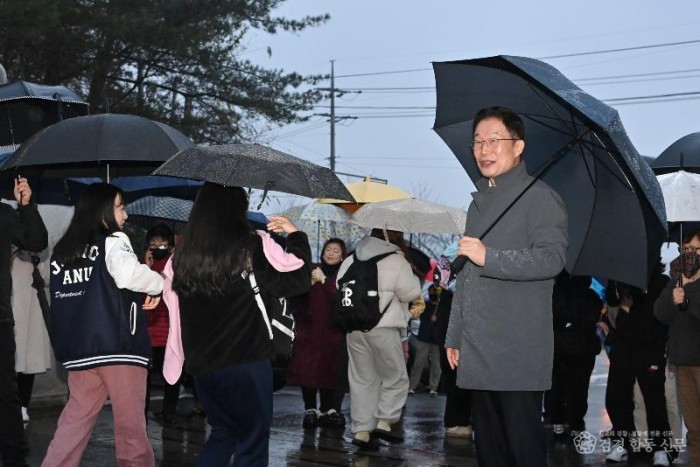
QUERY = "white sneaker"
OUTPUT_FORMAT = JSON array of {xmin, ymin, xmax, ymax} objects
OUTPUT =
[
  {"xmin": 606, "ymin": 443, "xmax": 628, "ymax": 463},
  {"xmin": 446, "ymin": 426, "xmax": 473, "ymax": 437},
  {"xmin": 21, "ymin": 406, "xmax": 29, "ymax": 423},
  {"xmin": 652, "ymin": 450, "xmax": 671, "ymax": 467}
]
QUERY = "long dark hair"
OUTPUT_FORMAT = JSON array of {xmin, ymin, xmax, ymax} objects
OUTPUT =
[
  {"xmin": 369, "ymin": 228, "xmax": 417, "ymax": 275},
  {"xmin": 53, "ymin": 183, "xmax": 125, "ymax": 264},
  {"xmin": 172, "ymin": 183, "xmax": 255, "ymax": 297}
]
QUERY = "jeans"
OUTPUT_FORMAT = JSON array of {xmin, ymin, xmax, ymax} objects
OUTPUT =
[{"xmin": 195, "ymin": 359, "xmax": 272, "ymax": 467}]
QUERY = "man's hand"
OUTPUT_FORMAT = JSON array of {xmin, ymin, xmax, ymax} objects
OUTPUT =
[
  {"xmin": 458, "ymin": 236, "xmax": 486, "ymax": 267},
  {"xmin": 143, "ymin": 295, "xmax": 161, "ymax": 310},
  {"xmin": 446, "ymin": 347, "xmax": 460, "ymax": 370},
  {"xmin": 14, "ymin": 177, "xmax": 32, "ymax": 206},
  {"xmin": 672, "ymin": 287, "xmax": 686, "ymax": 306}
]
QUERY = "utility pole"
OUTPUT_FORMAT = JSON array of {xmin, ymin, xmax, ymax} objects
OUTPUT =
[
  {"xmin": 330, "ymin": 60, "xmax": 336, "ymax": 172},
  {"xmin": 315, "ymin": 61, "xmax": 358, "ymax": 173}
]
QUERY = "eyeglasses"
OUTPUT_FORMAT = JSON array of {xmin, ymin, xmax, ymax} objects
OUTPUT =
[
  {"xmin": 471, "ymin": 138, "xmax": 520, "ymax": 151},
  {"xmin": 679, "ymin": 246, "xmax": 700, "ymax": 253}
]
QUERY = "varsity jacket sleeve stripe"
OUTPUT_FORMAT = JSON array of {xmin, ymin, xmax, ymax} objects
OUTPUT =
[{"xmin": 105, "ymin": 232, "xmax": 163, "ymax": 295}]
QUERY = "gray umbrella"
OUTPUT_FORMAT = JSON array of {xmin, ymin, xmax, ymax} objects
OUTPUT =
[
  {"xmin": 0, "ymin": 113, "xmax": 194, "ymax": 180},
  {"xmin": 433, "ymin": 55, "xmax": 666, "ymax": 289},
  {"xmin": 649, "ymin": 132, "xmax": 700, "ymax": 174},
  {"xmin": 152, "ymin": 143, "xmax": 355, "ymax": 202}
]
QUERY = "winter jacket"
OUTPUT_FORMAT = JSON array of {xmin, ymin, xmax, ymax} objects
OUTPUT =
[
  {"xmin": 336, "ymin": 236, "xmax": 421, "ymax": 330},
  {"xmin": 286, "ymin": 266, "xmax": 344, "ymax": 388},
  {"xmin": 607, "ymin": 274, "xmax": 668, "ymax": 362},
  {"xmin": 49, "ymin": 232, "xmax": 163, "ymax": 370},
  {"xmin": 445, "ymin": 162, "xmax": 568, "ymax": 391},
  {"xmin": 654, "ymin": 275, "xmax": 700, "ymax": 366},
  {"xmin": 146, "ymin": 257, "xmax": 171, "ymax": 347},
  {"xmin": 552, "ymin": 278, "xmax": 603, "ymax": 357},
  {"xmin": 177, "ymin": 231, "xmax": 311, "ymax": 376},
  {"xmin": 0, "ymin": 202, "xmax": 48, "ymax": 324}
]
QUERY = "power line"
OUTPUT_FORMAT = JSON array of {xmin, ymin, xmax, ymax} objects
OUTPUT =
[{"xmin": 329, "ymin": 38, "xmax": 700, "ymax": 80}]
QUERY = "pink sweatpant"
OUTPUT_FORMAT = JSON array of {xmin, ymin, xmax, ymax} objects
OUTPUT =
[{"xmin": 42, "ymin": 365, "xmax": 154, "ymax": 467}]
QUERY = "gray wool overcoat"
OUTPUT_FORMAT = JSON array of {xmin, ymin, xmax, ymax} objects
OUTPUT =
[{"xmin": 445, "ymin": 162, "xmax": 568, "ymax": 391}]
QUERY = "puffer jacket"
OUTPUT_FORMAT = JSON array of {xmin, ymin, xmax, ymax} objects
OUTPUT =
[{"xmin": 337, "ymin": 236, "xmax": 421, "ymax": 329}]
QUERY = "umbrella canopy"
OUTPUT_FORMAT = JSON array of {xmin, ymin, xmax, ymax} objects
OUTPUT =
[
  {"xmin": 650, "ymin": 132, "xmax": 700, "ymax": 175},
  {"xmin": 281, "ymin": 202, "xmax": 365, "ymax": 261},
  {"xmin": 153, "ymin": 143, "xmax": 355, "ymax": 202},
  {"xmin": 433, "ymin": 55, "xmax": 667, "ymax": 289},
  {"xmin": 0, "ymin": 80, "xmax": 89, "ymax": 146},
  {"xmin": 0, "ymin": 113, "xmax": 194, "ymax": 179},
  {"xmin": 657, "ymin": 171, "xmax": 700, "ymax": 223},
  {"xmin": 350, "ymin": 198, "xmax": 467, "ymax": 234},
  {"xmin": 317, "ymin": 176, "xmax": 412, "ymax": 212},
  {"xmin": 127, "ymin": 196, "xmax": 193, "ymax": 223}
]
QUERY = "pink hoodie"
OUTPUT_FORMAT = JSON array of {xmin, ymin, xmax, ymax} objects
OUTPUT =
[{"xmin": 162, "ymin": 230, "xmax": 304, "ymax": 384}]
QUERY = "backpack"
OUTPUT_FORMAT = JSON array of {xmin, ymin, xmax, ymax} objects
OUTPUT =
[
  {"xmin": 334, "ymin": 252, "xmax": 395, "ymax": 332},
  {"xmin": 246, "ymin": 271, "xmax": 294, "ymax": 368}
]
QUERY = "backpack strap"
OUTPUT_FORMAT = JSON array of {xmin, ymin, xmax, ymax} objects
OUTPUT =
[
  {"xmin": 246, "ymin": 271, "xmax": 274, "ymax": 339},
  {"xmin": 367, "ymin": 251, "xmax": 398, "ymax": 315}
]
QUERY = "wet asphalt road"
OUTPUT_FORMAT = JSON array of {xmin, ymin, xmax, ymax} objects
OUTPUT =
[{"xmin": 18, "ymin": 356, "xmax": 688, "ymax": 466}]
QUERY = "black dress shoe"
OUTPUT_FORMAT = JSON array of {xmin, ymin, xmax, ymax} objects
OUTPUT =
[
  {"xmin": 351, "ymin": 436, "xmax": 380, "ymax": 451},
  {"xmin": 318, "ymin": 409, "xmax": 346, "ymax": 427},
  {"xmin": 371, "ymin": 427, "xmax": 404, "ymax": 444}
]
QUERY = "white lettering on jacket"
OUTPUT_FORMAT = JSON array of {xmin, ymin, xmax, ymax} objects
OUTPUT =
[{"xmin": 51, "ymin": 245, "xmax": 99, "ymax": 285}]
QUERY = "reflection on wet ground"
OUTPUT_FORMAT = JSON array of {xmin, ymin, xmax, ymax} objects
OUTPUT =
[{"xmin": 20, "ymin": 356, "xmax": 686, "ymax": 466}]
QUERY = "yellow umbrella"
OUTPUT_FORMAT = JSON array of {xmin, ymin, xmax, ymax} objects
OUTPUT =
[{"xmin": 318, "ymin": 177, "xmax": 412, "ymax": 213}]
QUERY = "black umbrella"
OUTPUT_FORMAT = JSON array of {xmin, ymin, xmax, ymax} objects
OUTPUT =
[
  {"xmin": 0, "ymin": 113, "xmax": 194, "ymax": 180},
  {"xmin": 649, "ymin": 132, "xmax": 700, "ymax": 175},
  {"xmin": 0, "ymin": 80, "xmax": 89, "ymax": 147},
  {"xmin": 152, "ymin": 143, "xmax": 355, "ymax": 202},
  {"xmin": 433, "ymin": 55, "xmax": 667, "ymax": 289}
]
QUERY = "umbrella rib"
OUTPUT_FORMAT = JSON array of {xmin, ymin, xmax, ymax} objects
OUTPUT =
[{"xmin": 525, "ymin": 82, "xmax": 578, "ymax": 134}]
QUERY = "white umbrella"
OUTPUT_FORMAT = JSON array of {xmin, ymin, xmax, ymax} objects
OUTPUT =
[
  {"xmin": 656, "ymin": 170, "xmax": 700, "ymax": 222},
  {"xmin": 350, "ymin": 198, "xmax": 466, "ymax": 234},
  {"xmin": 281, "ymin": 202, "xmax": 366, "ymax": 261}
]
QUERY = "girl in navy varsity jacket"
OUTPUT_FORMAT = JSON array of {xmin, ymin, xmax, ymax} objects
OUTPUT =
[{"xmin": 43, "ymin": 184, "xmax": 163, "ymax": 467}]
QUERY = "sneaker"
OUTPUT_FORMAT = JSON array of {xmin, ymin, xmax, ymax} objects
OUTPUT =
[
  {"xmin": 21, "ymin": 407, "xmax": 29, "ymax": 423},
  {"xmin": 303, "ymin": 409, "xmax": 319, "ymax": 428},
  {"xmin": 319, "ymin": 409, "xmax": 346, "ymax": 427},
  {"xmin": 429, "ymin": 390, "xmax": 438, "ymax": 397},
  {"xmin": 652, "ymin": 450, "xmax": 671, "ymax": 467},
  {"xmin": 606, "ymin": 443, "xmax": 628, "ymax": 463},
  {"xmin": 446, "ymin": 426, "xmax": 472, "ymax": 438}
]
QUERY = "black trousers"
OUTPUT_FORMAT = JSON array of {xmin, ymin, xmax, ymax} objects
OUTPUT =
[
  {"xmin": 301, "ymin": 387, "xmax": 335, "ymax": 412},
  {"xmin": 0, "ymin": 323, "xmax": 28, "ymax": 466},
  {"xmin": 331, "ymin": 334, "xmax": 349, "ymax": 412},
  {"xmin": 145, "ymin": 347, "xmax": 182, "ymax": 416},
  {"xmin": 549, "ymin": 352, "xmax": 597, "ymax": 430},
  {"xmin": 440, "ymin": 350, "xmax": 472, "ymax": 427},
  {"xmin": 605, "ymin": 346, "xmax": 670, "ymax": 453},
  {"xmin": 472, "ymin": 390, "xmax": 546, "ymax": 467}
]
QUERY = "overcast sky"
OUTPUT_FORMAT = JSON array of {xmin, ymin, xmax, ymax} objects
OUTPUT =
[{"xmin": 245, "ymin": 1, "xmax": 700, "ymax": 212}]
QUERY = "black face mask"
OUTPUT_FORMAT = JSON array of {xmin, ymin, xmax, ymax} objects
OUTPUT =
[{"xmin": 150, "ymin": 247, "xmax": 170, "ymax": 261}]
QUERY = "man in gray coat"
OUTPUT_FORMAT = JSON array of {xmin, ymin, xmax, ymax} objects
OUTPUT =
[{"xmin": 445, "ymin": 107, "xmax": 568, "ymax": 467}]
